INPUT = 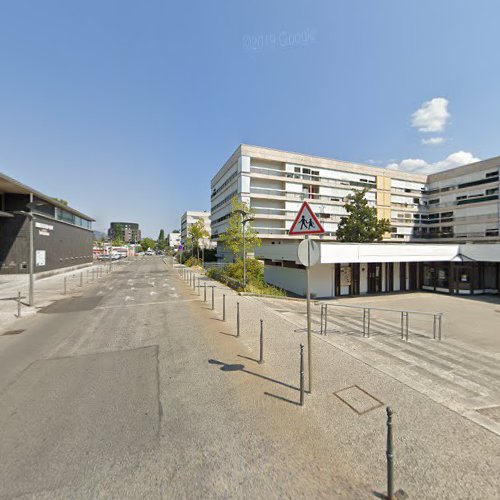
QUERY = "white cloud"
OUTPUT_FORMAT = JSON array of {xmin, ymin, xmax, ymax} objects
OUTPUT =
[
  {"xmin": 386, "ymin": 151, "xmax": 480, "ymax": 174},
  {"xmin": 412, "ymin": 97, "xmax": 450, "ymax": 132},
  {"xmin": 422, "ymin": 137, "xmax": 445, "ymax": 145}
]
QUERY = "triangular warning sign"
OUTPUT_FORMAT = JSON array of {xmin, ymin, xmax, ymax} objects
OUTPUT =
[{"xmin": 289, "ymin": 201, "xmax": 325, "ymax": 235}]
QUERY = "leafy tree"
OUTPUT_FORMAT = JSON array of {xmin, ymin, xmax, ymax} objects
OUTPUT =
[
  {"xmin": 140, "ymin": 237, "xmax": 156, "ymax": 252},
  {"xmin": 336, "ymin": 189, "xmax": 392, "ymax": 242},
  {"xmin": 188, "ymin": 219, "xmax": 209, "ymax": 259},
  {"xmin": 158, "ymin": 229, "xmax": 165, "ymax": 242},
  {"xmin": 218, "ymin": 197, "xmax": 261, "ymax": 261},
  {"xmin": 53, "ymin": 198, "xmax": 68, "ymax": 206},
  {"xmin": 112, "ymin": 224, "xmax": 124, "ymax": 245}
]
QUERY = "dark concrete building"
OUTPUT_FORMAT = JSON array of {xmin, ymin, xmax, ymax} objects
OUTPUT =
[
  {"xmin": 108, "ymin": 222, "xmax": 141, "ymax": 243},
  {"xmin": 0, "ymin": 172, "xmax": 95, "ymax": 275}
]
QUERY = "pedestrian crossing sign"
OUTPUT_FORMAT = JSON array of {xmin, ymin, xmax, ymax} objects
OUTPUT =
[{"xmin": 289, "ymin": 201, "xmax": 325, "ymax": 235}]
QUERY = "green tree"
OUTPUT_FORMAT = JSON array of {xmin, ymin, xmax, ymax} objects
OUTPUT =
[
  {"xmin": 53, "ymin": 198, "xmax": 69, "ymax": 206},
  {"xmin": 156, "ymin": 229, "xmax": 167, "ymax": 251},
  {"xmin": 336, "ymin": 189, "xmax": 391, "ymax": 242},
  {"xmin": 219, "ymin": 197, "xmax": 261, "ymax": 261},
  {"xmin": 188, "ymin": 219, "xmax": 209, "ymax": 260},
  {"xmin": 112, "ymin": 224, "xmax": 124, "ymax": 245},
  {"xmin": 140, "ymin": 237, "xmax": 156, "ymax": 252}
]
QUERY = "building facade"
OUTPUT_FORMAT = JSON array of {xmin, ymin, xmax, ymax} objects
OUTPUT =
[
  {"xmin": 180, "ymin": 211, "xmax": 213, "ymax": 249},
  {"xmin": 418, "ymin": 157, "xmax": 500, "ymax": 241},
  {"xmin": 211, "ymin": 145, "xmax": 500, "ymax": 253},
  {"xmin": 167, "ymin": 231, "xmax": 181, "ymax": 248},
  {"xmin": 0, "ymin": 172, "xmax": 94, "ymax": 275},
  {"xmin": 210, "ymin": 145, "xmax": 430, "ymax": 260},
  {"xmin": 108, "ymin": 222, "xmax": 141, "ymax": 243},
  {"xmin": 258, "ymin": 241, "xmax": 500, "ymax": 298},
  {"xmin": 210, "ymin": 145, "xmax": 500, "ymax": 296}
]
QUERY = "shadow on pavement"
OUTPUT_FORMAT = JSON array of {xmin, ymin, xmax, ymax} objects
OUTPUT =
[
  {"xmin": 208, "ymin": 358, "xmax": 298, "ymax": 391},
  {"xmin": 264, "ymin": 391, "xmax": 300, "ymax": 406}
]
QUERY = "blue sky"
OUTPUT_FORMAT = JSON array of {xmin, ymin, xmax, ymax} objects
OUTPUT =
[{"xmin": 1, "ymin": 1, "xmax": 499, "ymax": 237}]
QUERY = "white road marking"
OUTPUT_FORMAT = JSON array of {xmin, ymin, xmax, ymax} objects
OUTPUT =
[
  {"xmin": 150, "ymin": 291, "xmax": 158, "ymax": 296},
  {"xmin": 97, "ymin": 291, "xmax": 104, "ymax": 296},
  {"xmin": 97, "ymin": 298, "xmax": 197, "ymax": 309},
  {"xmin": 125, "ymin": 296, "xmax": 135, "ymax": 301}
]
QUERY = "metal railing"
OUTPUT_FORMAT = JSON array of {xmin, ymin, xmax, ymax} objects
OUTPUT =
[{"xmin": 316, "ymin": 301, "xmax": 443, "ymax": 341}]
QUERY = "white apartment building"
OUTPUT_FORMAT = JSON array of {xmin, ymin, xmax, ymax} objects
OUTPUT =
[
  {"xmin": 418, "ymin": 157, "xmax": 500, "ymax": 241},
  {"xmin": 180, "ymin": 210, "xmax": 214, "ymax": 249},
  {"xmin": 211, "ymin": 145, "xmax": 500, "ymax": 249},
  {"xmin": 167, "ymin": 232, "xmax": 181, "ymax": 248},
  {"xmin": 210, "ymin": 145, "xmax": 500, "ymax": 297}
]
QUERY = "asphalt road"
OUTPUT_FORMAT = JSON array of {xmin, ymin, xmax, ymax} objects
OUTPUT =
[{"xmin": 0, "ymin": 257, "xmax": 357, "ymax": 499}]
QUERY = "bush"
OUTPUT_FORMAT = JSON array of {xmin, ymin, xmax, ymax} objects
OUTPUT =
[
  {"xmin": 184, "ymin": 256, "xmax": 202, "ymax": 267},
  {"xmin": 207, "ymin": 259, "xmax": 286, "ymax": 296}
]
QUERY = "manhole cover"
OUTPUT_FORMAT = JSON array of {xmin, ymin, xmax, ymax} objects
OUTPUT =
[
  {"xmin": 2, "ymin": 330, "xmax": 24, "ymax": 336},
  {"xmin": 334, "ymin": 385, "xmax": 384, "ymax": 415},
  {"xmin": 476, "ymin": 405, "xmax": 500, "ymax": 423}
]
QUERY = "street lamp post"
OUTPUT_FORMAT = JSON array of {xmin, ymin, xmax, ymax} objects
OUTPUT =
[
  {"xmin": 14, "ymin": 197, "xmax": 44, "ymax": 307},
  {"xmin": 234, "ymin": 209, "xmax": 255, "ymax": 290}
]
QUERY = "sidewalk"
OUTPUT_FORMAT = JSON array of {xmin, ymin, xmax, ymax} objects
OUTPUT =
[
  {"xmin": 0, "ymin": 261, "xmax": 128, "ymax": 334},
  {"xmin": 174, "ymin": 262, "xmax": 500, "ymax": 499}
]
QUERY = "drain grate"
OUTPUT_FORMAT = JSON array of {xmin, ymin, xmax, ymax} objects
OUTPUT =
[
  {"xmin": 334, "ymin": 385, "xmax": 384, "ymax": 415},
  {"xmin": 2, "ymin": 329, "xmax": 24, "ymax": 336}
]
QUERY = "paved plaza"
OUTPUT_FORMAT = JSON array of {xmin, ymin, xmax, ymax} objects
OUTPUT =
[{"xmin": 255, "ymin": 292, "xmax": 500, "ymax": 436}]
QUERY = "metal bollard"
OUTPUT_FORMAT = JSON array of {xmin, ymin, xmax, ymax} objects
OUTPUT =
[
  {"xmin": 193, "ymin": 274, "xmax": 196, "ymax": 290},
  {"xmin": 223, "ymin": 294, "xmax": 226, "ymax": 321},
  {"xmin": 197, "ymin": 277, "xmax": 200, "ymax": 295},
  {"xmin": 259, "ymin": 319, "xmax": 264, "ymax": 364},
  {"xmin": 386, "ymin": 406, "xmax": 394, "ymax": 500},
  {"xmin": 320, "ymin": 304, "xmax": 324, "ymax": 334},
  {"xmin": 17, "ymin": 291, "xmax": 21, "ymax": 317},
  {"xmin": 64, "ymin": 277, "xmax": 67, "ymax": 295},
  {"xmin": 236, "ymin": 302, "xmax": 240, "ymax": 337},
  {"xmin": 300, "ymin": 343, "xmax": 305, "ymax": 406},
  {"xmin": 324, "ymin": 304, "xmax": 328, "ymax": 335},
  {"xmin": 92, "ymin": 269, "xmax": 95, "ymax": 281},
  {"xmin": 363, "ymin": 308, "xmax": 371, "ymax": 338},
  {"xmin": 80, "ymin": 272, "xmax": 83, "ymax": 287},
  {"xmin": 211, "ymin": 286, "xmax": 214, "ymax": 310},
  {"xmin": 204, "ymin": 282, "xmax": 207, "ymax": 302}
]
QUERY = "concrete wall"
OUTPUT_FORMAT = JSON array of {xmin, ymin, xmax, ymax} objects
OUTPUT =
[{"xmin": 264, "ymin": 265, "xmax": 306, "ymax": 296}]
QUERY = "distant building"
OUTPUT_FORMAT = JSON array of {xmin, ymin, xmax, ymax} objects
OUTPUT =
[
  {"xmin": 0, "ymin": 172, "xmax": 94, "ymax": 275},
  {"xmin": 180, "ymin": 211, "xmax": 214, "ymax": 249},
  {"xmin": 167, "ymin": 231, "xmax": 181, "ymax": 248},
  {"xmin": 108, "ymin": 222, "xmax": 141, "ymax": 243}
]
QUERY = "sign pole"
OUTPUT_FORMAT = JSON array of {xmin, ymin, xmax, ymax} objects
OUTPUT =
[
  {"xmin": 290, "ymin": 200, "xmax": 325, "ymax": 396},
  {"xmin": 306, "ymin": 236, "xmax": 312, "ymax": 393}
]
